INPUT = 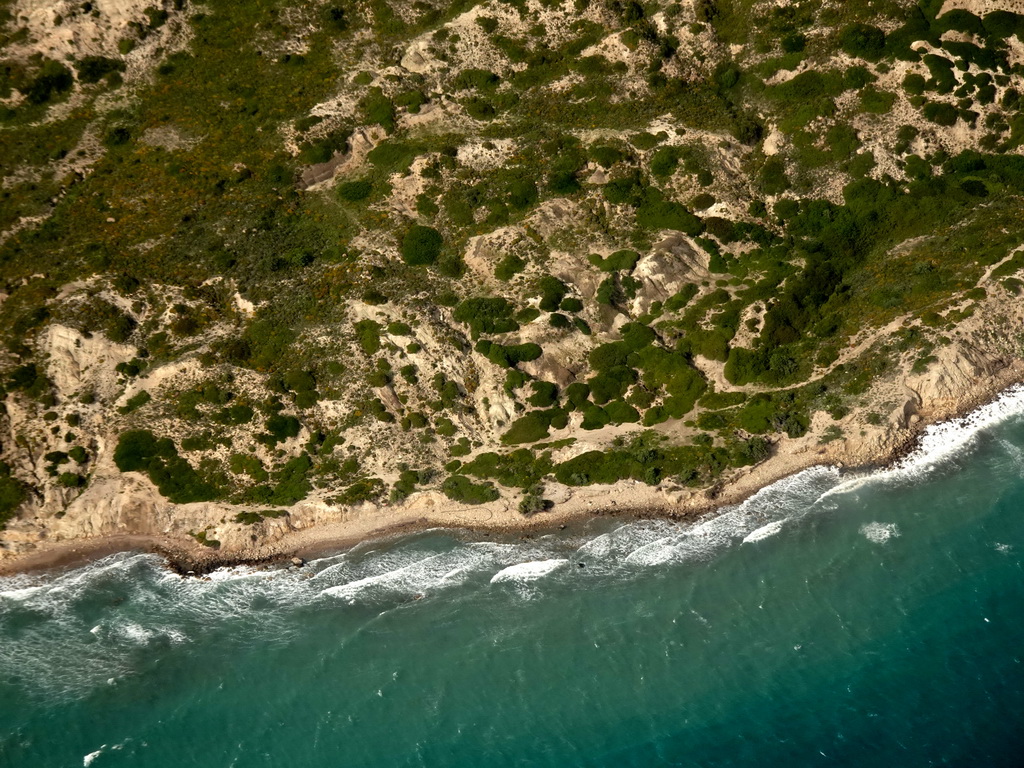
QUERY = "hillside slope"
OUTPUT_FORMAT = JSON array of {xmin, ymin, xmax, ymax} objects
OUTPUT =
[{"xmin": 3, "ymin": 0, "xmax": 1024, "ymax": 562}]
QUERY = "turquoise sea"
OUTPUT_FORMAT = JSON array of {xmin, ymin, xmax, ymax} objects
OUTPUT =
[{"xmin": 2, "ymin": 392, "xmax": 1024, "ymax": 767}]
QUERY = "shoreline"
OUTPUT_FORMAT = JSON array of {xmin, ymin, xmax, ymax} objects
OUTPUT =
[{"xmin": 3, "ymin": 364, "xmax": 1023, "ymax": 579}]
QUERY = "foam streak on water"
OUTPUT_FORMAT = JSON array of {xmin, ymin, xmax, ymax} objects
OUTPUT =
[{"xmin": 2, "ymin": 391, "xmax": 1024, "ymax": 767}]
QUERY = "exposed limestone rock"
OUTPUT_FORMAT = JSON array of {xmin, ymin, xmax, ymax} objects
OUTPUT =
[
  {"xmin": 905, "ymin": 345, "xmax": 1008, "ymax": 415},
  {"xmin": 44, "ymin": 324, "xmax": 135, "ymax": 401},
  {"xmin": 631, "ymin": 234, "xmax": 709, "ymax": 314}
]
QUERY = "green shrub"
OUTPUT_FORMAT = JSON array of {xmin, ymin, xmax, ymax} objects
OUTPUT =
[
  {"xmin": 636, "ymin": 196, "xmax": 702, "ymax": 234},
  {"xmin": 485, "ymin": 342, "xmax": 542, "ymax": 368},
  {"xmin": 58, "ymin": 472, "xmax": 85, "ymax": 488},
  {"xmin": 923, "ymin": 101, "xmax": 958, "ymax": 126},
  {"xmin": 368, "ymin": 139, "xmax": 425, "ymax": 172},
  {"xmin": 502, "ymin": 413, "xmax": 552, "ymax": 444},
  {"xmin": 323, "ymin": 5, "xmax": 348, "ymax": 31},
  {"xmin": 634, "ymin": 346, "xmax": 706, "ymax": 417},
  {"xmin": 691, "ymin": 193, "xmax": 716, "ymax": 210},
  {"xmin": 113, "ymin": 430, "xmax": 218, "ymax": 504},
  {"xmin": 537, "ymin": 275, "xmax": 568, "ymax": 311},
  {"xmin": 462, "ymin": 449, "xmax": 552, "ymax": 489},
  {"xmin": 435, "ymin": 416, "xmax": 457, "ymax": 436},
  {"xmin": 338, "ymin": 478, "xmax": 386, "ymax": 505},
  {"xmin": 453, "ymin": 297, "xmax": 518, "ymax": 335},
  {"xmin": 401, "ymin": 225, "xmax": 443, "ymax": 266},
  {"xmin": 338, "ymin": 179, "xmax": 372, "ymax": 201},
  {"xmin": 588, "ymin": 249, "xmax": 640, "ymax": 272},
  {"xmin": 507, "ymin": 179, "xmax": 538, "ymax": 210},
  {"xmin": 580, "ymin": 404, "xmax": 611, "ymax": 430},
  {"xmin": 103, "ymin": 126, "xmax": 132, "ymax": 147},
  {"xmin": 118, "ymin": 390, "xmax": 151, "ymax": 414},
  {"xmin": 476, "ymin": 16, "xmax": 499, "ymax": 33},
  {"xmin": 903, "ymin": 73, "xmax": 927, "ymax": 96},
  {"xmin": 860, "ymin": 87, "xmax": 896, "ymax": 114},
  {"xmin": 665, "ymin": 285, "xmax": 699, "ymax": 312},
  {"xmin": 22, "ymin": 60, "xmax": 73, "ymax": 104},
  {"xmin": 271, "ymin": 454, "xmax": 312, "ymax": 504},
  {"xmin": 631, "ymin": 132, "xmax": 663, "ymax": 150},
  {"xmin": 391, "ymin": 89, "xmax": 423, "ymax": 113},
  {"xmin": 548, "ymin": 312, "xmax": 571, "ymax": 330},
  {"xmin": 519, "ymin": 487, "xmax": 552, "ymax": 515},
  {"xmin": 528, "ymin": 381, "xmax": 558, "ymax": 408},
  {"xmin": 646, "ymin": 145, "xmax": 679, "ymax": 177},
  {"xmin": 359, "ymin": 87, "xmax": 397, "ymax": 133},
  {"xmin": 563, "ymin": 382, "xmax": 591, "ymax": 411},
  {"xmin": 495, "ymin": 253, "xmax": 527, "ymax": 280},
  {"xmin": 605, "ymin": 399, "xmax": 640, "ymax": 424},
  {"xmin": 354, "ymin": 319, "xmax": 382, "ymax": 355},
  {"xmin": 699, "ymin": 390, "xmax": 746, "ymax": 409},
  {"xmin": 589, "ymin": 366, "xmax": 638, "ymax": 404},
  {"xmin": 230, "ymin": 453, "xmax": 269, "ymax": 482},
  {"xmin": 263, "ymin": 414, "xmax": 301, "ymax": 445},
  {"xmin": 453, "ymin": 68, "xmax": 500, "ymax": 90},
  {"xmin": 760, "ymin": 157, "xmax": 789, "ymax": 195},
  {"xmin": 0, "ymin": 462, "xmax": 26, "ymax": 530},
  {"xmin": 367, "ymin": 397, "xmax": 395, "ymax": 423},
  {"xmin": 590, "ymin": 145, "xmax": 624, "ymax": 168},
  {"xmin": 450, "ymin": 438, "xmax": 472, "ymax": 457},
  {"xmin": 75, "ymin": 56, "xmax": 126, "ymax": 84},
  {"xmin": 923, "ymin": 54, "xmax": 956, "ymax": 93},
  {"xmin": 837, "ymin": 23, "xmax": 886, "ymax": 61},
  {"xmin": 441, "ymin": 475, "xmax": 500, "ymax": 504}
]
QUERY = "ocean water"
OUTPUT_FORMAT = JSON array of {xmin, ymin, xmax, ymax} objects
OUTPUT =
[{"xmin": 3, "ymin": 395, "xmax": 1024, "ymax": 767}]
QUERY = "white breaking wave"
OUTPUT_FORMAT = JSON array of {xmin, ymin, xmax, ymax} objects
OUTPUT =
[
  {"xmin": 743, "ymin": 520, "xmax": 785, "ymax": 544},
  {"xmin": 827, "ymin": 384, "xmax": 1024, "ymax": 499},
  {"xmin": 735, "ymin": 465, "xmax": 841, "ymax": 518},
  {"xmin": 202, "ymin": 564, "xmax": 263, "ymax": 582},
  {"xmin": 622, "ymin": 510, "xmax": 755, "ymax": 568},
  {"xmin": 861, "ymin": 522, "xmax": 900, "ymax": 544},
  {"xmin": 6, "ymin": 387, "xmax": 1024, "ymax": 707},
  {"xmin": 320, "ymin": 541, "xmax": 525, "ymax": 602},
  {"xmin": 83, "ymin": 748, "xmax": 104, "ymax": 766},
  {"xmin": 899, "ymin": 384, "xmax": 1024, "ymax": 470},
  {"xmin": 0, "ymin": 584, "xmax": 46, "ymax": 602},
  {"xmin": 490, "ymin": 559, "xmax": 567, "ymax": 584}
]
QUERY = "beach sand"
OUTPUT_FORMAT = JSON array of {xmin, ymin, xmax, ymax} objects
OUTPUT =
[{"xmin": 3, "ymin": 353, "xmax": 1022, "ymax": 578}]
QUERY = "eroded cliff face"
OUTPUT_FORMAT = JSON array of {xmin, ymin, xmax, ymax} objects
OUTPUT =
[
  {"xmin": 905, "ymin": 345, "xmax": 1011, "ymax": 413},
  {"xmin": 3, "ymin": 288, "xmax": 1023, "ymax": 565},
  {"xmin": 5, "ymin": 0, "xmax": 1024, "ymax": 564}
]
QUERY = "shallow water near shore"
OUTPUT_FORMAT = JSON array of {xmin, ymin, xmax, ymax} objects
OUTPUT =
[{"xmin": 3, "ymin": 401, "xmax": 1024, "ymax": 766}]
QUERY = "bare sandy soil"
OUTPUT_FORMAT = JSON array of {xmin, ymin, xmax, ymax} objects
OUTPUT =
[{"xmin": 4, "ymin": 341, "xmax": 1020, "ymax": 577}]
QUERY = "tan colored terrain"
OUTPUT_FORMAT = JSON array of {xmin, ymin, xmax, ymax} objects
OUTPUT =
[{"xmin": 3, "ymin": 286, "xmax": 1021, "ymax": 575}]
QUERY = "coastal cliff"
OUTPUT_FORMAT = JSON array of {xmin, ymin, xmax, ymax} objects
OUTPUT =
[
  {"xmin": 2, "ymin": 287, "xmax": 1022, "ymax": 573},
  {"xmin": 4, "ymin": 0, "xmax": 1024, "ymax": 570}
]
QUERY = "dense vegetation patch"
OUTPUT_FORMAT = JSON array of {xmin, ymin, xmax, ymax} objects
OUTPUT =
[
  {"xmin": 1, "ymin": 0, "xmax": 1023, "ymax": 521},
  {"xmin": 114, "ymin": 431, "xmax": 218, "ymax": 504}
]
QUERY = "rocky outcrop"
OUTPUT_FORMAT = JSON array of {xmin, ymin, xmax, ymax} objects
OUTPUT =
[
  {"xmin": 44, "ymin": 324, "xmax": 135, "ymax": 402},
  {"xmin": 904, "ymin": 345, "xmax": 1009, "ymax": 415},
  {"xmin": 631, "ymin": 234, "xmax": 709, "ymax": 314}
]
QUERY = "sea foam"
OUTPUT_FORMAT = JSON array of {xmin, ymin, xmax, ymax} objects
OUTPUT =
[
  {"xmin": 861, "ymin": 522, "xmax": 900, "ymax": 544},
  {"xmin": 743, "ymin": 520, "xmax": 785, "ymax": 544},
  {"xmin": 828, "ymin": 384, "xmax": 1024, "ymax": 498},
  {"xmin": 5, "ymin": 385, "xmax": 1024, "ymax": 707},
  {"xmin": 490, "ymin": 559, "xmax": 567, "ymax": 584}
]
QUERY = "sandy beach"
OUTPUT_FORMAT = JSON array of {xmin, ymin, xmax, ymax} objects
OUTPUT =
[{"xmin": 4, "ymin": 349, "xmax": 1021, "ymax": 578}]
